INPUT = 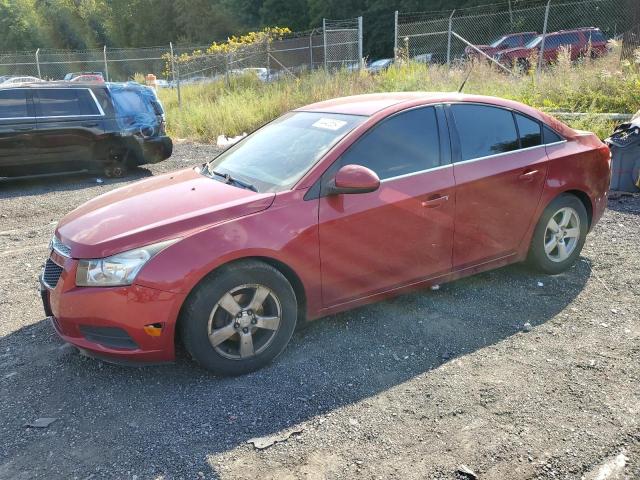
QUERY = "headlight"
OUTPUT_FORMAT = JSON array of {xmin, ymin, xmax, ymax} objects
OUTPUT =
[{"xmin": 76, "ymin": 239, "xmax": 177, "ymax": 287}]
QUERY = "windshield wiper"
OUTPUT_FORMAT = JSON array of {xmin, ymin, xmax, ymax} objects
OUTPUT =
[{"xmin": 211, "ymin": 170, "xmax": 258, "ymax": 192}]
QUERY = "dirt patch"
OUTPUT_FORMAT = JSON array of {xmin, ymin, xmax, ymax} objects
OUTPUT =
[{"xmin": 0, "ymin": 143, "xmax": 638, "ymax": 479}]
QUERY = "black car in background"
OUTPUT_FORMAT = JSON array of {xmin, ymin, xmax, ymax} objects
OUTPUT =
[{"xmin": 0, "ymin": 82, "xmax": 172, "ymax": 179}]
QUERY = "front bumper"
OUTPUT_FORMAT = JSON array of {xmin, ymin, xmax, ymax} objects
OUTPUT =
[{"xmin": 40, "ymin": 251, "xmax": 185, "ymax": 363}]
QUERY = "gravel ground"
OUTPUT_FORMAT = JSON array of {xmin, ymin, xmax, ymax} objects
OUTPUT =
[{"xmin": 0, "ymin": 142, "xmax": 638, "ymax": 479}]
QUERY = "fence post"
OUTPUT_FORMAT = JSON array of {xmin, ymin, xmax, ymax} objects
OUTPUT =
[
  {"xmin": 394, "ymin": 11, "xmax": 399, "ymax": 61},
  {"xmin": 35, "ymin": 48, "xmax": 41, "ymax": 78},
  {"xmin": 447, "ymin": 10, "xmax": 456, "ymax": 68},
  {"xmin": 508, "ymin": 0, "xmax": 514, "ymax": 29},
  {"xmin": 309, "ymin": 30, "xmax": 314, "ymax": 70},
  {"xmin": 103, "ymin": 45, "xmax": 109, "ymax": 82},
  {"xmin": 537, "ymin": 0, "xmax": 551, "ymax": 78},
  {"xmin": 266, "ymin": 39, "xmax": 271, "ymax": 81},
  {"xmin": 323, "ymin": 18, "xmax": 328, "ymax": 71},
  {"xmin": 358, "ymin": 16, "xmax": 364, "ymax": 69},
  {"xmin": 169, "ymin": 42, "xmax": 181, "ymax": 108}
]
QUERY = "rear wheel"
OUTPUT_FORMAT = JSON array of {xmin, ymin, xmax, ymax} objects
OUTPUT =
[
  {"xmin": 180, "ymin": 260, "xmax": 297, "ymax": 376},
  {"xmin": 527, "ymin": 194, "xmax": 588, "ymax": 274}
]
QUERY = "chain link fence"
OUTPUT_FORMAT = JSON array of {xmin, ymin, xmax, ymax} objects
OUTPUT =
[
  {"xmin": 395, "ymin": 0, "xmax": 639, "ymax": 72},
  {"xmin": 0, "ymin": 17, "xmax": 363, "ymax": 105}
]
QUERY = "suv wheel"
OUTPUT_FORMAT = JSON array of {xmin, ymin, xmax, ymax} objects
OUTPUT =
[
  {"xmin": 104, "ymin": 161, "xmax": 128, "ymax": 178},
  {"xmin": 527, "ymin": 194, "xmax": 588, "ymax": 274},
  {"xmin": 180, "ymin": 260, "xmax": 298, "ymax": 376}
]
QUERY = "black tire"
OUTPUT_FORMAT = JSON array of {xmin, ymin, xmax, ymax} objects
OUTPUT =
[
  {"xmin": 180, "ymin": 260, "xmax": 297, "ymax": 376},
  {"xmin": 527, "ymin": 193, "xmax": 589, "ymax": 275},
  {"xmin": 104, "ymin": 161, "xmax": 128, "ymax": 178}
]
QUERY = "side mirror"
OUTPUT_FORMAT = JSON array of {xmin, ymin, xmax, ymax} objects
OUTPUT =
[{"xmin": 326, "ymin": 164, "xmax": 380, "ymax": 195}]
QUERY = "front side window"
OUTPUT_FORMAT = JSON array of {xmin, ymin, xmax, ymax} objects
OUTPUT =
[
  {"xmin": 0, "ymin": 89, "xmax": 29, "ymax": 119},
  {"xmin": 451, "ymin": 104, "xmax": 519, "ymax": 161},
  {"xmin": 338, "ymin": 107, "xmax": 441, "ymax": 180},
  {"xmin": 36, "ymin": 89, "xmax": 99, "ymax": 117},
  {"xmin": 206, "ymin": 111, "xmax": 365, "ymax": 192},
  {"xmin": 515, "ymin": 113, "xmax": 542, "ymax": 148}
]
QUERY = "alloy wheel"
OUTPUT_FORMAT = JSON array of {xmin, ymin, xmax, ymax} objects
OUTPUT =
[
  {"xmin": 543, "ymin": 207, "xmax": 581, "ymax": 263},
  {"xmin": 207, "ymin": 284, "xmax": 282, "ymax": 360}
]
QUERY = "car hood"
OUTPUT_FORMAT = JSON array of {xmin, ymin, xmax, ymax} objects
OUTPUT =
[
  {"xmin": 499, "ymin": 47, "xmax": 532, "ymax": 57},
  {"xmin": 56, "ymin": 168, "xmax": 275, "ymax": 259}
]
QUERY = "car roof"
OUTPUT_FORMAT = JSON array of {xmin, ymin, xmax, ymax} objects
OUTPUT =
[{"xmin": 297, "ymin": 92, "xmax": 576, "ymax": 137}]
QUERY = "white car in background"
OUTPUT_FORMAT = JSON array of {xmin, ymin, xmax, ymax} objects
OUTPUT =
[{"xmin": 0, "ymin": 75, "xmax": 43, "ymax": 86}]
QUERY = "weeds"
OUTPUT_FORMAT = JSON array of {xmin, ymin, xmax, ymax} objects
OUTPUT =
[{"xmin": 158, "ymin": 47, "xmax": 639, "ymax": 142}]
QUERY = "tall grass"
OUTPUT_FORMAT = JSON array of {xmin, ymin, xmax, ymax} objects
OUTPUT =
[{"xmin": 159, "ymin": 47, "xmax": 639, "ymax": 142}]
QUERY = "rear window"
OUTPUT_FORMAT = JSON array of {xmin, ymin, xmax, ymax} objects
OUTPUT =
[
  {"xmin": 36, "ymin": 89, "xmax": 100, "ymax": 117},
  {"xmin": 110, "ymin": 88, "xmax": 162, "ymax": 117},
  {"xmin": 515, "ymin": 113, "xmax": 542, "ymax": 148},
  {"xmin": 452, "ymin": 104, "xmax": 519, "ymax": 160},
  {"xmin": 0, "ymin": 89, "xmax": 29, "ymax": 119}
]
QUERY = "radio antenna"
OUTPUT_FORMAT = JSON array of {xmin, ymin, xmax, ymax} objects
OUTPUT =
[{"xmin": 457, "ymin": 61, "xmax": 475, "ymax": 93}]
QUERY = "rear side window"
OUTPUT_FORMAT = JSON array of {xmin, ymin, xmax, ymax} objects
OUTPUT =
[
  {"xmin": 36, "ymin": 89, "xmax": 100, "ymax": 117},
  {"xmin": 558, "ymin": 33, "xmax": 581, "ymax": 45},
  {"xmin": 515, "ymin": 113, "xmax": 542, "ymax": 148},
  {"xmin": 543, "ymin": 126, "xmax": 564, "ymax": 143},
  {"xmin": 451, "ymin": 104, "xmax": 519, "ymax": 160},
  {"xmin": 587, "ymin": 30, "xmax": 606, "ymax": 42},
  {"xmin": 338, "ymin": 107, "xmax": 441, "ymax": 180},
  {"xmin": 0, "ymin": 89, "xmax": 29, "ymax": 119}
]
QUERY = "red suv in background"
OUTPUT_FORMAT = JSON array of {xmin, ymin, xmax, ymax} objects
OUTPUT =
[
  {"xmin": 497, "ymin": 27, "xmax": 609, "ymax": 67},
  {"xmin": 465, "ymin": 32, "xmax": 538, "ymax": 58}
]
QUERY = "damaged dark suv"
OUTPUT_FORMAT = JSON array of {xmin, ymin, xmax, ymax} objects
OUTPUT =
[{"xmin": 0, "ymin": 82, "xmax": 173, "ymax": 179}]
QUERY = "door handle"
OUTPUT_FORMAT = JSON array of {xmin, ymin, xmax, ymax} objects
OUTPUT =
[
  {"xmin": 12, "ymin": 126, "xmax": 33, "ymax": 131},
  {"xmin": 518, "ymin": 169, "xmax": 539, "ymax": 182},
  {"xmin": 421, "ymin": 195, "xmax": 449, "ymax": 208},
  {"xmin": 82, "ymin": 122, "xmax": 99, "ymax": 128}
]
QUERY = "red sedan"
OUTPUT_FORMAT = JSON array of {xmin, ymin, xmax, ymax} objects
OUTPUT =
[{"xmin": 41, "ymin": 93, "xmax": 611, "ymax": 375}]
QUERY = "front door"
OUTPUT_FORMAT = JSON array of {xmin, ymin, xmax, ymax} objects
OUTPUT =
[
  {"xmin": 448, "ymin": 104, "xmax": 548, "ymax": 269},
  {"xmin": 34, "ymin": 88, "xmax": 104, "ymax": 170},
  {"xmin": 0, "ymin": 89, "xmax": 37, "ymax": 174},
  {"xmin": 318, "ymin": 106, "xmax": 455, "ymax": 307}
]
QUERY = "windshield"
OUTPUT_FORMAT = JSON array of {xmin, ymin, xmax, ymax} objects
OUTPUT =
[
  {"xmin": 490, "ymin": 36, "xmax": 507, "ymax": 48},
  {"xmin": 371, "ymin": 59, "xmax": 391, "ymax": 67},
  {"xmin": 525, "ymin": 35, "xmax": 543, "ymax": 48},
  {"xmin": 205, "ymin": 111, "xmax": 365, "ymax": 192}
]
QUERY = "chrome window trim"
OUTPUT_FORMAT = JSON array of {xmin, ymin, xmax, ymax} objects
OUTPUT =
[
  {"xmin": 453, "ymin": 140, "xmax": 567, "ymax": 166},
  {"xmin": 380, "ymin": 163, "xmax": 453, "ymax": 183}
]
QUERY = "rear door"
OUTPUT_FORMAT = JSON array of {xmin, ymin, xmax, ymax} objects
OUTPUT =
[
  {"xmin": 0, "ymin": 88, "xmax": 37, "ymax": 172},
  {"xmin": 318, "ymin": 106, "xmax": 455, "ymax": 306},
  {"xmin": 34, "ymin": 88, "xmax": 104, "ymax": 169},
  {"xmin": 448, "ymin": 103, "xmax": 548, "ymax": 269}
]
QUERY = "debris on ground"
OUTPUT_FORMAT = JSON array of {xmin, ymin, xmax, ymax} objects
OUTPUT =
[
  {"xmin": 25, "ymin": 418, "xmax": 58, "ymax": 428},
  {"xmin": 583, "ymin": 451, "xmax": 628, "ymax": 480},
  {"xmin": 430, "ymin": 284, "xmax": 440, "ymax": 290},
  {"xmin": 216, "ymin": 133, "xmax": 247, "ymax": 148},
  {"xmin": 523, "ymin": 322, "xmax": 533, "ymax": 332},
  {"xmin": 247, "ymin": 426, "xmax": 304, "ymax": 450},
  {"xmin": 456, "ymin": 464, "xmax": 478, "ymax": 479}
]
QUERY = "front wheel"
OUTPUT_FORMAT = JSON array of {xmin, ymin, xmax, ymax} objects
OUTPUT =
[
  {"xmin": 180, "ymin": 261, "xmax": 298, "ymax": 376},
  {"xmin": 527, "ymin": 194, "xmax": 589, "ymax": 274}
]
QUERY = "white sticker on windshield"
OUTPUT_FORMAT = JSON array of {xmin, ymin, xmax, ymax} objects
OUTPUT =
[{"xmin": 312, "ymin": 118, "xmax": 348, "ymax": 131}]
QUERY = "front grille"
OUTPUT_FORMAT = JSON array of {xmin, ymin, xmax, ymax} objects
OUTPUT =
[
  {"xmin": 79, "ymin": 326, "xmax": 139, "ymax": 350},
  {"xmin": 51, "ymin": 237, "xmax": 71, "ymax": 257},
  {"xmin": 42, "ymin": 259, "xmax": 63, "ymax": 289}
]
